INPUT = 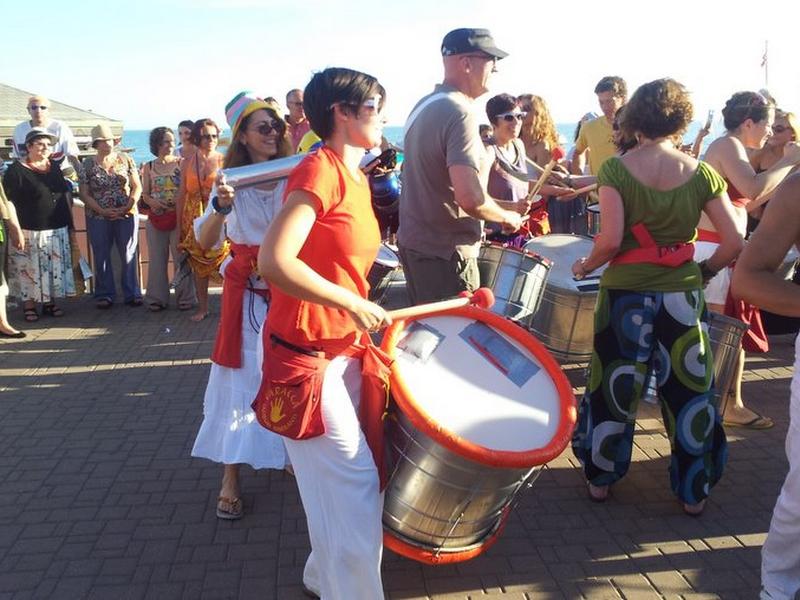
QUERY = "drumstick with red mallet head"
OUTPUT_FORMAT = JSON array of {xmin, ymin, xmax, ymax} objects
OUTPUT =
[
  {"xmin": 525, "ymin": 146, "xmax": 566, "ymax": 203},
  {"xmin": 386, "ymin": 288, "xmax": 495, "ymax": 322}
]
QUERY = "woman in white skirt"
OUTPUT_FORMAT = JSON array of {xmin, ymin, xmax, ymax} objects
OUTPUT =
[
  {"xmin": 191, "ymin": 92, "xmax": 293, "ymax": 519},
  {"xmin": 2, "ymin": 128, "xmax": 75, "ymax": 322}
]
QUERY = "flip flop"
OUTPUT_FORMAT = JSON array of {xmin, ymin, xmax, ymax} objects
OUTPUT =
[
  {"xmin": 147, "ymin": 303, "xmax": 165, "ymax": 312},
  {"xmin": 587, "ymin": 483, "xmax": 609, "ymax": 503},
  {"xmin": 683, "ymin": 499, "xmax": 706, "ymax": 517},
  {"xmin": 96, "ymin": 298, "xmax": 113, "ymax": 310},
  {"xmin": 125, "ymin": 298, "xmax": 143, "ymax": 307},
  {"xmin": 42, "ymin": 304, "xmax": 64, "ymax": 317},
  {"xmin": 23, "ymin": 307, "xmax": 39, "ymax": 322},
  {"xmin": 216, "ymin": 496, "xmax": 243, "ymax": 520},
  {"xmin": 724, "ymin": 413, "xmax": 774, "ymax": 430}
]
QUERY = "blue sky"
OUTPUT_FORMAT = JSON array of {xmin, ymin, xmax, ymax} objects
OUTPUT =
[{"xmin": 2, "ymin": 0, "xmax": 798, "ymax": 129}]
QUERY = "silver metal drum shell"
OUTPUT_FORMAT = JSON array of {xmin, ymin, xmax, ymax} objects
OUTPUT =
[
  {"xmin": 529, "ymin": 285, "xmax": 597, "ymax": 363},
  {"xmin": 383, "ymin": 410, "xmax": 533, "ymax": 552},
  {"xmin": 477, "ymin": 245, "xmax": 551, "ymax": 330}
]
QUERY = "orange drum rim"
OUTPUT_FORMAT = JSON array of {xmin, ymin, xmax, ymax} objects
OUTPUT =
[
  {"xmin": 381, "ymin": 305, "xmax": 577, "ymax": 469},
  {"xmin": 383, "ymin": 507, "xmax": 509, "ymax": 565}
]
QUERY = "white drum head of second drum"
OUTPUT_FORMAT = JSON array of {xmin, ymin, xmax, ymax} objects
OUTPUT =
[
  {"xmin": 524, "ymin": 234, "xmax": 606, "ymax": 292},
  {"xmin": 392, "ymin": 314, "xmax": 562, "ymax": 453}
]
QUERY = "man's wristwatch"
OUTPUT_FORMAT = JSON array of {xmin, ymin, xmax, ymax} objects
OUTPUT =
[{"xmin": 211, "ymin": 196, "xmax": 232, "ymax": 215}]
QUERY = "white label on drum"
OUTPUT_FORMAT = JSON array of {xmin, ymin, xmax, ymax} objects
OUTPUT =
[
  {"xmin": 459, "ymin": 322, "xmax": 540, "ymax": 387},
  {"xmin": 397, "ymin": 322, "xmax": 445, "ymax": 363}
]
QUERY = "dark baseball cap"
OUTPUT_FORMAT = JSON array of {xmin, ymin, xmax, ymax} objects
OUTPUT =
[{"xmin": 441, "ymin": 28, "xmax": 508, "ymax": 59}]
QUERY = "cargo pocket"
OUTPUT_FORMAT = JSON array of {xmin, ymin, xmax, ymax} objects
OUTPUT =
[{"xmin": 252, "ymin": 340, "xmax": 329, "ymax": 440}]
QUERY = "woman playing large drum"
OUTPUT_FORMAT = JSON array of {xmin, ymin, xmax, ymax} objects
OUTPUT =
[
  {"xmin": 256, "ymin": 68, "xmax": 391, "ymax": 599},
  {"xmin": 569, "ymin": 79, "xmax": 743, "ymax": 515}
]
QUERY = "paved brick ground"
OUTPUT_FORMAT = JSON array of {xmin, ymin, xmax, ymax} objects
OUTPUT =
[{"xmin": 0, "ymin": 288, "xmax": 793, "ymax": 599}]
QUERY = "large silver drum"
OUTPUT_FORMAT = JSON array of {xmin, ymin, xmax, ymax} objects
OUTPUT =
[
  {"xmin": 381, "ymin": 307, "xmax": 575, "ymax": 564},
  {"xmin": 523, "ymin": 235, "xmax": 606, "ymax": 362},
  {"xmin": 477, "ymin": 243, "xmax": 551, "ymax": 330}
]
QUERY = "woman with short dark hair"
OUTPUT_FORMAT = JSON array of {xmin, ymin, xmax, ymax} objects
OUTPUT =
[
  {"xmin": 570, "ymin": 78, "xmax": 743, "ymax": 515},
  {"xmin": 140, "ymin": 127, "xmax": 194, "ymax": 311},
  {"xmin": 175, "ymin": 118, "xmax": 226, "ymax": 321},
  {"xmin": 3, "ymin": 128, "xmax": 76, "ymax": 321},
  {"xmin": 700, "ymin": 92, "xmax": 800, "ymax": 428},
  {"xmin": 256, "ymin": 66, "xmax": 390, "ymax": 598}
]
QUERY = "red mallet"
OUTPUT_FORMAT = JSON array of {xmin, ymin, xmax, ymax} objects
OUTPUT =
[
  {"xmin": 526, "ymin": 146, "xmax": 566, "ymax": 202},
  {"xmin": 388, "ymin": 287, "xmax": 495, "ymax": 322}
]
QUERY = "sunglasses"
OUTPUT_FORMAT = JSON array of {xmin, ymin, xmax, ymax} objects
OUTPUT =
[
  {"xmin": 250, "ymin": 121, "xmax": 284, "ymax": 136},
  {"xmin": 29, "ymin": 105, "xmax": 48, "ymax": 111},
  {"xmin": 496, "ymin": 112, "xmax": 527, "ymax": 122},
  {"xmin": 199, "ymin": 133, "xmax": 219, "ymax": 141}
]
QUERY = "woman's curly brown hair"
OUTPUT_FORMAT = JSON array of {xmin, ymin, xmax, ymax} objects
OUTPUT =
[
  {"xmin": 618, "ymin": 78, "xmax": 693, "ymax": 141},
  {"xmin": 518, "ymin": 94, "xmax": 559, "ymax": 151}
]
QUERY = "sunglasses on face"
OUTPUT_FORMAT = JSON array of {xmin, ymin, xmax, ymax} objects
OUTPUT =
[
  {"xmin": 250, "ymin": 121, "xmax": 284, "ymax": 136},
  {"xmin": 200, "ymin": 133, "xmax": 219, "ymax": 141},
  {"xmin": 496, "ymin": 112, "xmax": 527, "ymax": 123},
  {"xmin": 29, "ymin": 105, "xmax": 48, "ymax": 111}
]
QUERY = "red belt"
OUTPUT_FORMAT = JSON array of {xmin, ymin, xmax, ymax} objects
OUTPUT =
[
  {"xmin": 610, "ymin": 223, "xmax": 694, "ymax": 267},
  {"xmin": 696, "ymin": 228, "xmax": 722, "ymax": 244},
  {"xmin": 211, "ymin": 243, "xmax": 269, "ymax": 368}
]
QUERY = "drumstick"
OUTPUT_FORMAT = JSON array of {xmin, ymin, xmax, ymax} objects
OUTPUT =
[
  {"xmin": 386, "ymin": 288, "xmax": 495, "ymax": 322},
  {"xmin": 526, "ymin": 146, "xmax": 566, "ymax": 202},
  {"xmin": 572, "ymin": 183, "xmax": 598, "ymax": 196}
]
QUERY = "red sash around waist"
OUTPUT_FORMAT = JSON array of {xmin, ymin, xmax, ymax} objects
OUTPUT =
[
  {"xmin": 253, "ymin": 330, "xmax": 394, "ymax": 490},
  {"xmin": 211, "ymin": 243, "xmax": 269, "ymax": 369},
  {"xmin": 610, "ymin": 223, "xmax": 694, "ymax": 267},
  {"xmin": 696, "ymin": 228, "xmax": 722, "ymax": 244}
]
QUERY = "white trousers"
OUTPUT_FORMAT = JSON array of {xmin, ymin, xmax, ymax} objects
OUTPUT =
[
  {"xmin": 761, "ymin": 335, "xmax": 800, "ymax": 599},
  {"xmin": 283, "ymin": 356, "xmax": 385, "ymax": 600}
]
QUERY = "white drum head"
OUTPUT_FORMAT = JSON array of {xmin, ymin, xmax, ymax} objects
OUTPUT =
[
  {"xmin": 393, "ymin": 315, "xmax": 561, "ymax": 452},
  {"xmin": 524, "ymin": 234, "xmax": 606, "ymax": 292},
  {"xmin": 375, "ymin": 243, "xmax": 400, "ymax": 268}
]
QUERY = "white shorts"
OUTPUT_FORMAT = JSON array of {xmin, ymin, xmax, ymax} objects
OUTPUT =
[{"xmin": 695, "ymin": 241, "xmax": 730, "ymax": 306}]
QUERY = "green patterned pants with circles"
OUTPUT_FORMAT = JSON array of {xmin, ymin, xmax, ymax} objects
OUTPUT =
[{"xmin": 571, "ymin": 288, "xmax": 727, "ymax": 504}]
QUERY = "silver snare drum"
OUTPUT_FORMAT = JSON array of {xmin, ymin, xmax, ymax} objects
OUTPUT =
[
  {"xmin": 522, "ymin": 234, "xmax": 606, "ymax": 362},
  {"xmin": 477, "ymin": 244, "xmax": 551, "ymax": 330}
]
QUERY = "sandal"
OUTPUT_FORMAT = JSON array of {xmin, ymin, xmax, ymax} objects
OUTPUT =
[
  {"xmin": 96, "ymin": 298, "xmax": 113, "ymax": 310},
  {"xmin": 683, "ymin": 499, "xmax": 706, "ymax": 517},
  {"xmin": 216, "ymin": 496, "xmax": 243, "ymax": 520},
  {"xmin": 147, "ymin": 303, "xmax": 165, "ymax": 312},
  {"xmin": 23, "ymin": 307, "xmax": 39, "ymax": 322},
  {"xmin": 587, "ymin": 483, "xmax": 609, "ymax": 503},
  {"xmin": 178, "ymin": 302, "xmax": 193, "ymax": 311},
  {"xmin": 125, "ymin": 298, "xmax": 143, "ymax": 307},
  {"xmin": 42, "ymin": 304, "xmax": 64, "ymax": 318}
]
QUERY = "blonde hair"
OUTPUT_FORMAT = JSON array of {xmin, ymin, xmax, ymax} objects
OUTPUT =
[
  {"xmin": 777, "ymin": 109, "xmax": 800, "ymax": 141},
  {"xmin": 518, "ymin": 94, "xmax": 559, "ymax": 151}
]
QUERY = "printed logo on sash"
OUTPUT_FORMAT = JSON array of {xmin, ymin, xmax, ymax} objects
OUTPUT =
[{"xmin": 252, "ymin": 335, "xmax": 328, "ymax": 440}]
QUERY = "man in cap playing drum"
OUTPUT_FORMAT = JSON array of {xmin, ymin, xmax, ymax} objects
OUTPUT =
[{"xmin": 398, "ymin": 28, "xmax": 528, "ymax": 304}]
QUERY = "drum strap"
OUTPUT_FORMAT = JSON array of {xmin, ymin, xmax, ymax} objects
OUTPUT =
[{"xmin": 610, "ymin": 223, "xmax": 694, "ymax": 268}]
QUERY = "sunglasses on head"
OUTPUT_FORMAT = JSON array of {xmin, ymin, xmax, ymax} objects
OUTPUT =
[
  {"xmin": 250, "ymin": 121, "xmax": 284, "ymax": 136},
  {"xmin": 200, "ymin": 133, "xmax": 219, "ymax": 140},
  {"xmin": 496, "ymin": 111, "xmax": 526, "ymax": 122}
]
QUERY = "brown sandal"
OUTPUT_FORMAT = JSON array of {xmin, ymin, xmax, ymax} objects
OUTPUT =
[
  {"xmin": 216, "ymin": 496, "xmax": 243, "ymax": 520},
  {"xmin": 23, "ymin": 307, "xmax": 39, "ymax": 322}
]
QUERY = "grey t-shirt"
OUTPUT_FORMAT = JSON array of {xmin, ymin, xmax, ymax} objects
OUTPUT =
[{"xmin": 398, "ymin": 84, "xmax": 487, "ymax": 259}]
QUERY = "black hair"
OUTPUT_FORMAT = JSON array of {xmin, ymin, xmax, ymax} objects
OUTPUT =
[
  {"xmin": 485, "ymin": 93, "xmax": 519, "ymax": 125},
  {"xmin": 594, "ymin": 76, "xmax": 627, "ymax": 99},
  {"xmin": 149, "ymin": 126, "xmax": 173, "ymax": 156},
  {"xmin": 189, "ymin": 118, "xmax": 220, "ymax": 146},
  {"xmin": 722, "ymin": 91, "xmax": 772, "ymax": 131},
  {"xmin": 303, "ymin": 67, "xmax": 385, "ymax": 141}
]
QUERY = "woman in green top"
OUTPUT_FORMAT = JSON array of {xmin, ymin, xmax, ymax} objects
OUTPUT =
[{"xmin": 570, "ymin": 79, "xmax": 744, "ymax": 515}]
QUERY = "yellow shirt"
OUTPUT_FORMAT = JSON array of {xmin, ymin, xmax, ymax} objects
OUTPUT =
[{"xmin": 574, "ymin": 116, "xmax": 616, "ymax": 175}]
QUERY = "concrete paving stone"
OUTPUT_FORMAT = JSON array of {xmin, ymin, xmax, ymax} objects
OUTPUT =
[
  {"xmin": 239, "ymin": 579, "xmax": 277, "ymax": 600},
  {"xmin": 643, "ymin": 570, "xmax": 693, "ymax": 595},
  {"xmin": 87, "ymin": 583, "xmax": 148, "ymax": 600},
  {"xmin": 202, "ymin": 568, "xmax": 242, "ymax": 591}
]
